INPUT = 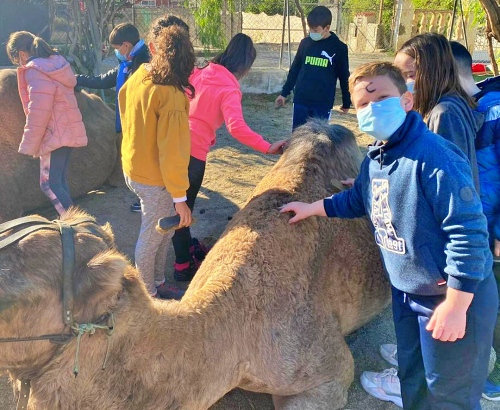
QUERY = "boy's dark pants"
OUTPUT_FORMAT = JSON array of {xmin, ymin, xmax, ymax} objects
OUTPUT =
[
  {"xmin": 493, "ymin": 261, "xmax": 500, "ymax": 356},
  {"xmin": 292, "ymin": 102, "xmax": 331, "ymax": 130},
  {"xmin": 392, "ymin": 273, "xmax": 498, "ymax": 410}
]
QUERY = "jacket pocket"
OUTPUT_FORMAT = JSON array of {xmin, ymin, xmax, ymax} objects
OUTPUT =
[{"xmin": 419, "ymin": 245, "xmax": 447, "ymax": 288}]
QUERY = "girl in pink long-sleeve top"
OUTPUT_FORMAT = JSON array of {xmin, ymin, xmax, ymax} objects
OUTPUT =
[
  {"xmin": 171, "ymin": 33, "xmax": 287, "ymax": 282},
  {"xmin": 7, "ymin": 31, "xmax": 87, "ymax": 215}
]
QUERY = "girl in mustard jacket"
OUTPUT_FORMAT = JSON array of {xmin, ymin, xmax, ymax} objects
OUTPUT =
[
  {"xmin": 118, "ymin": 21, "xmax": 193, "ymax": 299},
  {"xmin": 7, "ymin": 31, "xmax": 87, "ymax": 215}
]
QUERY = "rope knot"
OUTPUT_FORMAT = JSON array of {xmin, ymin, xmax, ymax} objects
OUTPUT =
[{"xmin": 70, "ymin": 313, "xmax": 115, "ymax": 377}]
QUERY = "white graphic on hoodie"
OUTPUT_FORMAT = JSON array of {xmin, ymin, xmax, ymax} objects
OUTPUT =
[
  {"xmin": 371, "ymin": 179, "xmax": 406, "ymax": 254},
  {"xmin": 320, "ymin": 50, "xmax": 335, "ymax": 65}
]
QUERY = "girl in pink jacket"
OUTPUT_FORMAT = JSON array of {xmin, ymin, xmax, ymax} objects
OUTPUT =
[
  {"xmin": 172, "ymin": 33, "xmax": 287, "ymax": 281},
  {"xmin": 7, "ymin": 31, "xmax": 87, "ymax": 215}
]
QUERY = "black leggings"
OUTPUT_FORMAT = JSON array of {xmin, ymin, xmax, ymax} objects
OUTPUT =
[{"xmin": 172, "ymin": 156, "xmax": 206, "ymax": 264}]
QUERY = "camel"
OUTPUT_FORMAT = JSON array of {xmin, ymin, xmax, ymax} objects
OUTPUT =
[
  {"xmin": 0, "ymin": 68, "xmax": 121, "ymax": 223},
  {"xmin": 0, "ymin": 119, "xmax": 390, "ymax": 410}
]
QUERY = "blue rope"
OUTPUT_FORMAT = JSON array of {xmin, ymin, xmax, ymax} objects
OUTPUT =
[{"xmin": 71, "ymin": 313, "xmax": 115, "ymax": 377}]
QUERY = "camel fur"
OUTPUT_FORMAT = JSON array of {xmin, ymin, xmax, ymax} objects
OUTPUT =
[
  {"xmin": 0, "ymin": 68, "xmax": 121, "ymax": 223},
  {"xmin": 0, "ymin": 120, "xmax": 390, "ymax": 410}
]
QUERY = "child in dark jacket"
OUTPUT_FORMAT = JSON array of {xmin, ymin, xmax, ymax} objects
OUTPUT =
[
  {"xmin": 281, "ymin": 62, "xmax": 497, "ymax": 409},
  {"xmin": 452, "ymin": 40, "xmax": 500, "ymax": 401},
  {"xmin": 275, "ymin": 6, "xmax": 351, "ymax": 130},
  {"xmin": 76, "ymin": 23, "xmax": 150, "ymax": 133}
]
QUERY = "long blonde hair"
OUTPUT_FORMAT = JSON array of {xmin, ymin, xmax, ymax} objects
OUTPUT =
[{"xmin": 6, "ymin": 31, "xmax": 56, "ymax": 65}]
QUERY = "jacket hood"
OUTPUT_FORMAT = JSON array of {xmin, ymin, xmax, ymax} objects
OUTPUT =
[
  {"xmin": 439, "ymin": 93, "xmax": 484, "ymax": 133},
  {"xmin": 192, "ymin": 62, "xmax": 239, "ymax": 88},
  {"xmin": 476, "ymin": 90, "xmax": 500, "ymax": 113},
  {"xmin": 24, "ymin": 54, "xmax": 76, "ymax": 88},
  {"xmin": 476, "ymin": 75, "xmax": 500, "ymax": 99}
]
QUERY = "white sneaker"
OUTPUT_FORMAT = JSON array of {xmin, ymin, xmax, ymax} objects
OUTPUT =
[
  {"xmin": 360, "ymin": 368, "xmax": 403, "ymax": 408},
  {"xmin": 380, "ymin": 343, "xmax": 398, "ymax": 367}
]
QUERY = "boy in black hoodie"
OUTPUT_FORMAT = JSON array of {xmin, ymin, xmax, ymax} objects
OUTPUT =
[{"xmin": 275, "ymin": 6, "xmax": 351, "ymax": 130}]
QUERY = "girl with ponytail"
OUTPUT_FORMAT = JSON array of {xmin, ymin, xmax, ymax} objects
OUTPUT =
[{"xmin": 6, "ymin": 31, "xmax": 87, "ymax": 215}]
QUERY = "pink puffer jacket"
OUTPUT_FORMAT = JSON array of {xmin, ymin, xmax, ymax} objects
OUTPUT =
[{"xmin": 17, "ymin": 54, "xmax": 87, "ymax": 157}]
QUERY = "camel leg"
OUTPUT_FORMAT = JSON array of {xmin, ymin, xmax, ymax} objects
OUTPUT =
[
  {"xmin": 272, "ymin": 379, "xmax": 348, "ymax": 410},
  {"xmin": 272, "ymin": 339, "xmax": 354, "ymax": 410}
]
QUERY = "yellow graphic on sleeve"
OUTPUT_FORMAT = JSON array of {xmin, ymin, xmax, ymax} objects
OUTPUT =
[{"xmin": 371, "ymin": 179, "xmax": 406, "ymax": 254}]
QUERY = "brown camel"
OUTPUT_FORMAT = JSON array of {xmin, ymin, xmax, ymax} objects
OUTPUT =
[
  {"xmin": 0, "ymin": 120, "xmax": 390, "ymax": 410},
  {"xmin": 0, "ymin": 68, "xmax": 121, "ymax": 223}
]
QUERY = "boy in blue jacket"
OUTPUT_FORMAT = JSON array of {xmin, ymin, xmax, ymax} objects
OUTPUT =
[
  {"xmin": 281, "ymin": 61, "xmax": 498, "ymax": 409},
  {"xmin": 452, "ymin": 40, "xmax": 500, "ymax": 401}
]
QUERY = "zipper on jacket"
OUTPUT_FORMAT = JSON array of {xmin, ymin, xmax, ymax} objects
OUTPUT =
[{"xmin": 379, "ymin": 147, "xmax": 384, "ymax": 170}]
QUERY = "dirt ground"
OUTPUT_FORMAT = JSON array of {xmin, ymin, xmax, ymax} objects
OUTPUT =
[{"xmin": 0, "ymin": 94, "xmax": 496, "ymax": 410}]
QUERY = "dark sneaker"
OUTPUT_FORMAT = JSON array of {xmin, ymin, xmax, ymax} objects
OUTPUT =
[
  {"xmin": 155, "ymin": 283, "xmax": 185, "ymax": 300},
  {"xmin": 173, "ymin": 260, "xmax": 197, "ymax": 282},
  {"xmin": 130, "ymin": 202, "xmax": 141, "ymax": 212},
  {"xmin": 483, "ymin": 379, "xmax": 500, "ymax": 401},
  {"xmin": 190, "ymin": 237, "xmax": 210, "ymax": 266}
]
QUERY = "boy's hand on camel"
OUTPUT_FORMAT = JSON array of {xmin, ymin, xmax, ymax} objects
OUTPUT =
[
  {"xmin": 275, "ymin": 95, "xmax": 286, "ymax": 109},
  {"xmin": 426, "ymin": 288, "xmax": 472, "ymax": 342},
  {"xmin": 341, "ymin": 178, "xmax": 355, "ymax": 188},
  {"xmin": 267, "ymin": 139, "xmax": 288, "ymax": 155},
  {"xmin": 174, "ymin": 201, "xmax": 192, "ymax": 228},
  {"xmin": 280, "ymin": 200, "xmax": 326, "ymax": 223}
]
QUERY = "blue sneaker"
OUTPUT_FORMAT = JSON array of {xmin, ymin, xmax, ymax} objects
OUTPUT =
[{"xmin": 483, "ymin": 379, "xmax": 500, "ymax": 401}]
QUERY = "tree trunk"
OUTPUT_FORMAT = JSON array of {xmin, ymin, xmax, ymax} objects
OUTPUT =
[
  {"xmin": 294, "ymin": 0, "xmax": 308, "ymax": 38},
  {"xmin": 486, "ymin": 18, "xmax": 499, "ymax": 75},
  {"xmin": 478, "ymin": 0, "xmax": 500, "ymax": 45}
]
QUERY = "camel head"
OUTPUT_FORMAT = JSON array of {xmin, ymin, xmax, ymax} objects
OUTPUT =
[
  {"xmin": 0, "ymin": 208, "xmax": 139, "ymax": 380},
  {"xmin": 249, "ymin": 119, "xmax": 362, "ymax": 206}
]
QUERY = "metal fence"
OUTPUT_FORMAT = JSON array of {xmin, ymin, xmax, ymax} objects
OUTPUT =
[{"xmin": 47, "ymin": 1, "xmax": 499, "ymax": 71}]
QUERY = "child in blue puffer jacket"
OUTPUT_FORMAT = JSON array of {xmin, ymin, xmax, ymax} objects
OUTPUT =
[{"xmin": 452, "ymin": 41, "xmax": 500, "ymax": 401}]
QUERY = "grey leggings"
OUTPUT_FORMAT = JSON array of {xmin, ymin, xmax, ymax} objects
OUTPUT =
[{"xmin": 125, "ymin": 175, "xmax": 176, "ymax": 295}]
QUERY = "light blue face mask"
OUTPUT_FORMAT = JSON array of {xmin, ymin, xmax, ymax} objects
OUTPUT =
[
  {"xmin": 406, "ymin": 80, "xmax": 415, "ymax": 94},
  {"xmin": 114, "ymin": 49, "xmax": 128, "ymax": 62},
  {"xmin": 356, "ymin": 97, "xmax": 407, "ymax": 141},
  {"xmin": 309, "ymin": 32, "xmax": 323, "ymax": 41}
]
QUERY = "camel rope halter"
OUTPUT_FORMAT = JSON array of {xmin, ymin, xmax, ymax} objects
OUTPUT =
[{"xmin": 0, "ymin": 215, "xmax": 115, "ymax": 410}]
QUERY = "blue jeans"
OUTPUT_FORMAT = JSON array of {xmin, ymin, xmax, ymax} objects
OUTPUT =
[
  {"xmin": 392, "ymin": 273, "xmax": 498, "ymax": 409},
  {"xmin": 292, "ymin": 103, "xmax": 331, "ymax": 130}
]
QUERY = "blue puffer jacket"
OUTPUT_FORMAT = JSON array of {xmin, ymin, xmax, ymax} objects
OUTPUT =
[{"xmin": 475, "ymin": 76, "xmax": 500, "ymax": 243}]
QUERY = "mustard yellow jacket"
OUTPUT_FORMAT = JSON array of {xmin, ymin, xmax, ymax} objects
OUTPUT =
[{"xmin": 118, "ymin": 65, "xmax": 190, "ymax": 200}]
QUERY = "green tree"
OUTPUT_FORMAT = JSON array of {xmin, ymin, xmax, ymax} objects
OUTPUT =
[{"xmin": 194, "ymin": 0, "xmax": 232, "ymax": 50}]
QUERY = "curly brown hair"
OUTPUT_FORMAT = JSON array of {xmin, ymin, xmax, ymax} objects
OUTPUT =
[{"xmin": 145, "ymin": 24, "xmax": 195, "ymax": 98}]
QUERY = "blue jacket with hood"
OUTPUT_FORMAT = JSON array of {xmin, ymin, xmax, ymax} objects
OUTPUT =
[
  {"xmin": 323, "ymin": 110, "xmax": 492, "ymax": 296},
  {"xmin": 474, "ymin": 76, "xmax": 500, "ymax": 245}
]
